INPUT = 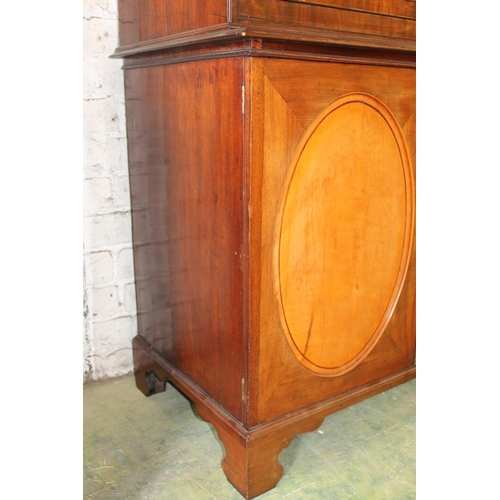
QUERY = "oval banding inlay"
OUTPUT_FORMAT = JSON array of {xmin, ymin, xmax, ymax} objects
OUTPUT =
[{"xmin": 274, "ymin": 93, "xmax": 414, "ymax": 376}]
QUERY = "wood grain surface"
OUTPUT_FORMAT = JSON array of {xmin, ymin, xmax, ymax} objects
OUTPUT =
[
  {"xmin": 125, "ymin": 58, "xmax": 247, "ymax": 422},
  {"xmin": 274, "ymin": 93, "xmax": 414, "ymax": 375},
  {"xmin": 236, "ymin": 0, "xmax": 415, "ymax": 39},
  {"xmin": 248, "ymin": 58, "xmax": 415, "ymax": 425}
]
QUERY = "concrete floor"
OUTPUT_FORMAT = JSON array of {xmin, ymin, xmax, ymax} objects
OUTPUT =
[{"xmin": 83, "ymin": 375, "xmax": 415, "ymax": 500}]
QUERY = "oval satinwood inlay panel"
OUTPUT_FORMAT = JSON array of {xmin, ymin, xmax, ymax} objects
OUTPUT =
[{"xmin": 274, "ymin": 93, "xmax": 414, "ymax": 376}]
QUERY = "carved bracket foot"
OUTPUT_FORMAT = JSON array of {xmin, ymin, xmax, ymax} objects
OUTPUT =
[
  {"xmin": 196, "ymin": 403, "xmax": 325, "ymax": 499},
  {"xmin": 132, "ymin": 336, "xmax": 168, "ymax": 397}
]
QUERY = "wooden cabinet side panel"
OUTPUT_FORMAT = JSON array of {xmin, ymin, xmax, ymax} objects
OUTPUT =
[
  {"xmin": 124, "ymin": 58, "xmax": 246, "ymax": 422},
  {"xmin": 250, "ymin": 58, "xmax": 416, "ymax": 426},
  {"xmin": 117, "ymin": 0, "xmax": 228, "ymax": 47}
]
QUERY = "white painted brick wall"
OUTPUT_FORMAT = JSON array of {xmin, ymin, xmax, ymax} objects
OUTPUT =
[{"xmin": 83, "ymin": 0, "xmax": 137, "ymax": 382}]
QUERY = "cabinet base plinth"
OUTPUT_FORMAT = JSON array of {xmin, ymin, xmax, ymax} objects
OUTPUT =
[{"xmin": 132, "ymin": 335, "xmax": 416, "ymax": 499}]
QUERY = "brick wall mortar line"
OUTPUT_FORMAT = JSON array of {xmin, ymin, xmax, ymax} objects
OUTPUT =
[
  {"xmin": 84, "ymin": 279, "xmax": 136, "ymax": 292},
  {"xmin": 83, "ymin": 245, "xmax": 134, "ymax": 256},
  {"xmin": 83, "ymin": 207, "xmax": 131, "ymax": 217}
]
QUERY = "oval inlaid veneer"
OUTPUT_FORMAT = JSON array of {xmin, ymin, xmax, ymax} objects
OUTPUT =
[{"xmin": 274, "ymin": 93, "xmax": 414, "ymax": 376}]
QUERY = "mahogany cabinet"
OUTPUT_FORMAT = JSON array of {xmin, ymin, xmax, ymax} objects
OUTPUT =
[{"xmin": 112, "ymin": 1, "xmax": 416, "ymax": 498}]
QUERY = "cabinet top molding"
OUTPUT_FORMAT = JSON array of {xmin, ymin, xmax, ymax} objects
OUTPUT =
[{"xmin": 112, "ymin": 0, "xmax": 415, "ymax": 59}]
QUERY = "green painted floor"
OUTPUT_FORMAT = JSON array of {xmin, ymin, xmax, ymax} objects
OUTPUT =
[{"xmin": 83, "ymin": 376, "xmax": 415, "ymax": 500}]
